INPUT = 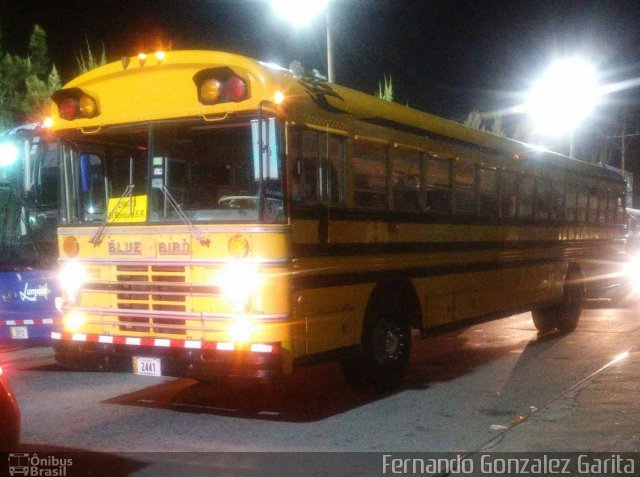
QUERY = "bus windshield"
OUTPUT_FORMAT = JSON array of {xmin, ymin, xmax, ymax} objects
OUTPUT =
[
  {"xmin": 0, "ymin": 135, "xmax": 59, "ymax": 267},
  {"xmin": 59, "ymin": 119, "xmax": 284, "ymax": 226}
]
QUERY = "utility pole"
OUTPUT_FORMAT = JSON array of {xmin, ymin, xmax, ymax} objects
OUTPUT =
[{"xmin": 607, "ymin": 109, "xmax": 639, "ymax": 170}]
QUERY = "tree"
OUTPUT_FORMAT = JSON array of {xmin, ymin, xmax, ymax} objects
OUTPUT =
[
  {"xmin": 28, "ymin": 25, "xmax": 48, "ymax": 77},
  {"xmin": 76, "ymin": 38, "xmax": 107, "ymax": 75},
  {"xmin": 0, "ymin": 24, "xmax": 60, "ymax": 128},
  {"xmin": 376, "ymin": 75, "xmax": 393, "ymax": 102}
]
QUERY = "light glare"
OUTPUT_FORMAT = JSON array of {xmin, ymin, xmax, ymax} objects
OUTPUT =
[
  {"xmin": 622, "ymin": 253, "xmax": 640, "ymax": 293},
  {"xmin": 60, "ymin": 261, "xmax": 88, "ymax": 302},
  {"xmin": 527, "ymin": 58, "xmax": 599, "ymax": 136},
  {"xmin": 612, "ymin": 351, "xmax": 629, "ymax": 364},
  {"xmin": 271, "ymin": 0, "xmax": 329, "ymax": 26},
  {"xmin": 65, "ymin": 312, "xmax": 85, "ymax": 332},
  {"xmin": 215, "ymin": 262, "xmax": 261, "ymax": 312},
  {"xmin": 230, "ymin": 318, "xmax": 254, "ymax": 344},
  {"xmin": 0, "ymin": 142, "xmax": 19, "ymax": 167}
]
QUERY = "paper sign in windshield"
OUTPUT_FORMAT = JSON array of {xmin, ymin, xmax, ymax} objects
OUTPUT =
[{"xmin": 107, "ymin": 194, "xmax": 148, "ymax": 223}]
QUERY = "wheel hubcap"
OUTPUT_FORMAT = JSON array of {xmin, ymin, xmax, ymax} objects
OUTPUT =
[{"xmin": 374, "ymin": 319, "xmax": 407, "ymax": 364}]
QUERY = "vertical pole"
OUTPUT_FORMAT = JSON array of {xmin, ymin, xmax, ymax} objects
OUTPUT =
[{"xmin": 326, "ymin": 2, "xmax": 334, "ymax": 83}]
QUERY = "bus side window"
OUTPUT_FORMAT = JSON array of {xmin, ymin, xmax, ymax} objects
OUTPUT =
[
  {"xmin": 577, "ymin": 187, "xmax": 588, "ymax": 222},
  {"xmin": 607, "ymin": 189, "xmax": 626, "ymax": 224},
  {"xmin": 536, "ymin": 176, "xmax": 551, "ymax": 220},
  {"xmin": 455, "ymin": 159, "xmax": 476, "ymax": 215},
  {"xmin": 518, "ymin": 174, "xmax": 534, "ymax": 219},
  {"xmin": 588, "ymin": 187, "xmax": 599, "ymax": 224},
  {"xmin": 597, "ymin": 188, "xmax": 607, "ymax": 224},
  {"xmin": 565, "ymin": 183, "xmax": 578, "ymax": 222},
  {"xmin": 391, "ymin": 147, "xmax": 421, "ymax": 212},
  {"xmin": 288, "ymin": 128, "xmax": 345, "ymax": 206},
  {"xmin": 352, "ymin": 140, "xmax": 387, "ymax": 209},
  {"xmin": 425, "ymin": 156, "xmax": 451, "ymax": 214},
  {"xmin": 550, "ymin": 179, "xmax": 564, "ymax": 221},
  {"xmin": 300, "ymin": 130, "xmax": 320, "ymax": 202},
  {"xmin": 323, "ymin": 135, "xmax": 345, "ymax": 205},
  {"xmin": 617, "ymin": 193, "xmax": 626, "ymax": 224},
  {"xmin": 500, "ymin": 170, "xmax": 517, "ymax": 219},
  {"xmin": 479, "ymin": 167, "xmax": 498, "ymax": 218}
]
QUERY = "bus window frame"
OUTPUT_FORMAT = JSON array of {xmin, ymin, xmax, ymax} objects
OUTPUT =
[
  {"xmin": 351, "ymin": 138, "xmax": 389, "ymax": 211},
  {"xmin": 425, "ymin": 154, "xmax": 452, "ymax": 215}
]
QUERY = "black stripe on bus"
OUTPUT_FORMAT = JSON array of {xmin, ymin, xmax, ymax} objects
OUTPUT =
[
  {"xmin": 360, "ymin": 116, "xmax": 504, "ymax": 156},
  {"xmin": 289, "ymin": 205, "xmax": 627, "ymax": 228},
  {"xmin": 291, "ymin": 239, "xmax": 624, "ymax": 258},
  {"xmin": 291, "ymin": 256, "xmax": 565, "ymax": 289}
]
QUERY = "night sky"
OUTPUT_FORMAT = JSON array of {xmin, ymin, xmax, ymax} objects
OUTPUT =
[{"xmin": 3, "ymin": 0, "xmax": 640, "ymax": 135}]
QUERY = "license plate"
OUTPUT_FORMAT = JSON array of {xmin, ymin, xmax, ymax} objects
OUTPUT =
[
  {"xmin": 10, "ymin": 326, "xmax": 29, "ymax": 340},
  {"xmin": 133, "ymin": 356, "xmax": 162, "ymax": 376}
]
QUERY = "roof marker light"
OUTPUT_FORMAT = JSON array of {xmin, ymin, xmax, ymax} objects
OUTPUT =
[
  {"xmin": 155, "ymin": 51, "xmax": 165, "ymax": 64},
  {"xmin": 121, "ymin": 56, "xmax": 131, "ymax": 70},
  {"xmin": 138, "ymin": 53, "xmax": 147, "ymax": 67}
]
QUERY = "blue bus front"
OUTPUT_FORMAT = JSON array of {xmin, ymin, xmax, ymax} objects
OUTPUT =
[{"xmin": 0, "ymin": 123, "xmax": 61, "ymax": 341}]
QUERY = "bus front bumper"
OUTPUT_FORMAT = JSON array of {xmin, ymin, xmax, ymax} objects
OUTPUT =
[{"xmin": 52, "ymin": 338, "xmax": 284, "ymax": 381}]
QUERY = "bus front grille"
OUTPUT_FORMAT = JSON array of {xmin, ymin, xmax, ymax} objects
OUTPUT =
[{"xmin": 116, "ymin": 265, "xmax": 187, "ymax": 335}]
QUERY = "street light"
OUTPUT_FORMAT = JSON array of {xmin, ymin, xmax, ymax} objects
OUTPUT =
[
  {"xmin": 526, "ymin": 57, "xmax": 600, "ymax": 157},
  {"xmin": 270, "ymin": 0, "xmax": 334, "ymax": 82}
]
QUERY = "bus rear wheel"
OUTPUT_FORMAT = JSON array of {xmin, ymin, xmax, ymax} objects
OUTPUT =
[
  {"xmin": 532, "ymin": 267, "xmax": 584, "ymax": 334},
  {"xmin": 341, "ymin": 297, "xmax": 412, "ymax": 391}
]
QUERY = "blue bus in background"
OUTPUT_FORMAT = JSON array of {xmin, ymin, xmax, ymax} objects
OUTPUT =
[{"xmin": 0, "ymin": 122, "xmax": 61, "ymax": 341}]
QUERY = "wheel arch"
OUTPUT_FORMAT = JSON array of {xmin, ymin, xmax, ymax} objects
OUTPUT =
[{"xmin": 364, "ymin": 279, "xmax": 423, "ymax": 336}]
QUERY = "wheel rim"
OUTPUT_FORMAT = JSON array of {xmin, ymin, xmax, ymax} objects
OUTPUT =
[{"xmin": 372, "ymin": 318, "xmax": 409, "ymax": 367}]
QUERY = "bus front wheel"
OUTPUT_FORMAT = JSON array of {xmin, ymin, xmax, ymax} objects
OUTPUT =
[{"xmin": 341, "ymin": 296, "xmax": 412, "ymax": 391}]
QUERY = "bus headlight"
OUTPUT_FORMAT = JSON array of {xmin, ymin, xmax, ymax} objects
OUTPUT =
[
  {"xmin": 60, "ymin": 261, "xmax": 88, "ymax": 304},
  {"xmin": 64, "ymin": 311, "xmax": 85, "ymax": 332},
  {"xmin": 215, "ymin": 262, "xmax": 261, "ymax": 312},
  {"xmin": 623, "ymin": 254, "xmax": 640, "ymax": 293},
  {"xmin": 229, "ymin": 317, "xmax": 254, "ymax": 344}
]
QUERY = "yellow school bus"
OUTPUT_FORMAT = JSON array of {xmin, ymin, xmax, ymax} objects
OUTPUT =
[{"xmin": 50, "ymin": 50, "xmax": 626, "ymax": 390}]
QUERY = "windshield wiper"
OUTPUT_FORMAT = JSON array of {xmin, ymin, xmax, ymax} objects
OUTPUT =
[
  {"xmin": 156, "ymin": 185, "xmax": 210, "ymax": 247},
  {"xmin": 89, "ymin": 183, "xmax": 134, "ymax": 245}
]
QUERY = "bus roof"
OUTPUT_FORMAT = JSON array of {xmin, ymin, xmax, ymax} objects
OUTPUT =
[{"xmin": 51, "ymin": 50, "xmax": 622, "ymax": 184}]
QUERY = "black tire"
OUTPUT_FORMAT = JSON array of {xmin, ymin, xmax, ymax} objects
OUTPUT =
[
  {"xmin": 531, "ymin": 306, "xmax": 558, "ymax": 332},
  {"xmin": 556, "ymin": 270, "xmax": 584, "ymax": 333},
  {"xmin": 531, "ymin": 266, "xmax": 585, "ymax": 334},
  {"xmin": 341, "ymin": 297, "xmax": 412, "ymax": 391}
]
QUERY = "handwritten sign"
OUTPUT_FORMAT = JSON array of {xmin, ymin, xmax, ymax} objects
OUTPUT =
[{"xmin": 107, "ymin": 194, "xmax": 148, "ymax": 223}]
